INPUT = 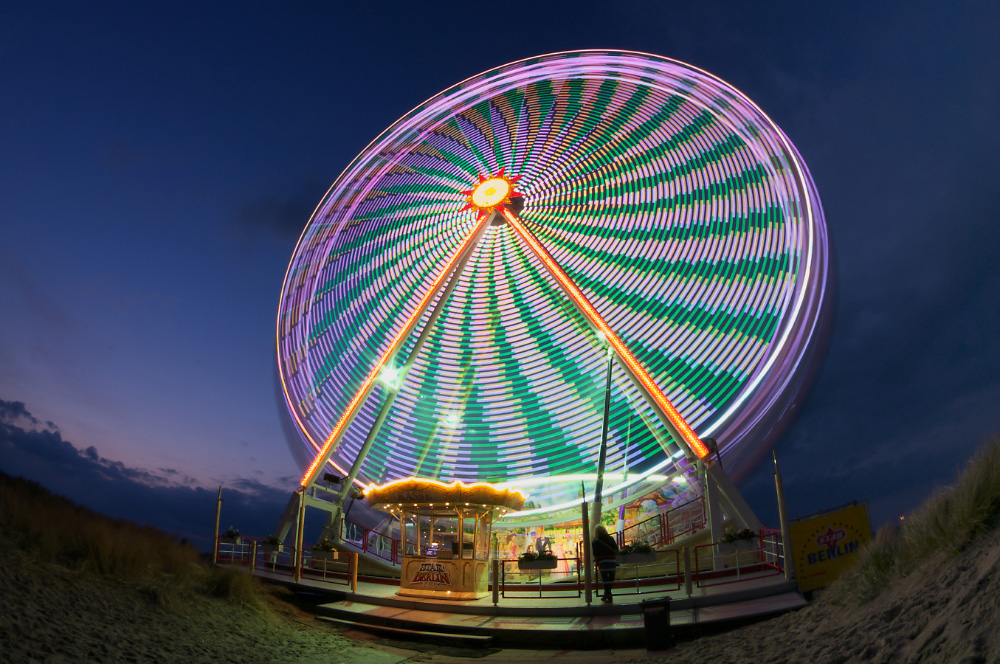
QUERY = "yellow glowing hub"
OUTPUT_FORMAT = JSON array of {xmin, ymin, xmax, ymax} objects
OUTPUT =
[{"xmin": 471, "ymin": 177, "xmax": 510, "ymax": 209}]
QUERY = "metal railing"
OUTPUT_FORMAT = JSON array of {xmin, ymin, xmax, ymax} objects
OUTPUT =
[
  {"xmin": 215, "ymin": 536, "xmax": 359, "ymax": 589},
  {"xmin": 663, "ymin": 496, "xmax": 706, "ymax": 544},
  {"xmin": 341, "ymin": 519, "xmax": 400, "ymax": 565},
  {"xmin": 609, "ymin": 548, "xmax": 683, "ymax": 596},
  {"xmin": 218, "ymin": 526, "xmax": 784, "ymax": 602},
  {"xmin": 499, "ymin": 557, "xmax": 582, "ymax": 598},
  {"xmin": 215, "ymin": 536, "xmax": 255, "ymax": 566},
  {"xmin": 692, "ymin": 528, "xmax": 783, "ymax": 588},
  {"xmin": 299, "ymin": 550, "xmax": 357, "ymax": 588},
  {"xmin": 252, "ymin": 541, "xmax": 296, "ymax": 578},
  {"xmin": 615, "ymin": 496, "xmax": 705, "ymax": 549},
  {"xmin": 758, "ymin": 527, "xmax": 785, "ymax": 571}
]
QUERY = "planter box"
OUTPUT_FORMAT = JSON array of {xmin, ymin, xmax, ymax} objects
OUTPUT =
[
  {"xmin": 311, "ymin": 550, "xmax": 338, "ymax": 563},
  {"xmin": 518, "ymin": 559, "xmax": 558, "ymax": 571},
  {"xmin": 261, "ymin": 544, "xmax": 283, "ymax": 554},
  {"xmin": 220, "ymin": 537, "xmax": 241, "ymax": 546},
  {"xmin": 617, "ymin": 552, "xmax": 657, "ymax": 564}
]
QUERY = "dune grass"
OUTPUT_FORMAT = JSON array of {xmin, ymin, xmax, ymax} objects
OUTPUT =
[
  {"xmin": 835, "ymin": 436, "xmax": 1000, "ymax": 602},
  {"xmin": 0, "ymin": 471, "xmax": 265, "ymax": 608}
]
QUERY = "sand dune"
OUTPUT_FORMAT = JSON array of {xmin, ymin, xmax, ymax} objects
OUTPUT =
[
  {"xmin": 0, "ymin": 545, "xmax": 417, "ymax": 663},
  {"xmin": 631, "ymin": 525, "xmax": 1000, "ymax": 663},
  {"xmin": 4, "ymin": 439, "xmax": 1000, "ymax": 663}
]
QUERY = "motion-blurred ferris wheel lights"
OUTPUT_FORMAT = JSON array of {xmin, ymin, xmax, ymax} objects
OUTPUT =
[{"xmin": 377, "ymin": 365, "xmax": 403, "ymax": 392}]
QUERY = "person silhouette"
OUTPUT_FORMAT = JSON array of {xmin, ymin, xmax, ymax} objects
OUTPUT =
[{"xmin": 592, "ymin": 525, "xmax": 619, "ymax": 603}]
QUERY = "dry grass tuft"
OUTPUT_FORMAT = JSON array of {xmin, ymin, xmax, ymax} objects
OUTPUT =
[
  {"xmin": 204, "ymin": 566, "xmax": 265, "ymax": 607},
  {"xmin": 0, "ymin": 473, "xmax": 200, "ymax": 580},
  {"xmin": 0, "ymin": 471, "xmax": 265, "ymax": 609},
  {"xmin": 834, "ymin": 436, "xmax": 1000, "ymax": 602}
]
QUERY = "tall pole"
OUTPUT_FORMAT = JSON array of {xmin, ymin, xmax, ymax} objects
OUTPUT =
[
  {"xmin": 212, "ymin": 485, "xmax": 223, "ymax": 565},
  {"xmin": 294, "ymin": 487, "xmax": 306, "ymax": 583},
  {"xmin": 773, "ymin": 451, "xmax": 795, "ymax": 580},
  {"xmin": 581, "ymin": 485, "xmax": 593, "ymax": 605},
  {"xmin": 590, "ymin": 346, "xmax": 614, "ymax": 535}
]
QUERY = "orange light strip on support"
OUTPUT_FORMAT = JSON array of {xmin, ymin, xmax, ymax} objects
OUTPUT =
[
  {"xmin": 300, "ymin": 213, "xmax": 493, "ymax": 487},
  {"xmin": 502, "ymin": 208, "xmax": 709, "ymax": 459}
]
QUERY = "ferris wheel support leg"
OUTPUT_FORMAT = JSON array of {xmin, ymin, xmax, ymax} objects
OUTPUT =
[
  {"xmin": 702, "ymin": 459, "xmax": 726, "ymax": 569},
  {"xmin": 322, "ymin": 211, "xmax": 497, "ymax": 542},
  {"xmin": 273, "ymin": 491, "xmax": 304, "ymax": 549},
  {"xmin": 705, "ymin": 461, "xmax": 762, "ymax": 532}
]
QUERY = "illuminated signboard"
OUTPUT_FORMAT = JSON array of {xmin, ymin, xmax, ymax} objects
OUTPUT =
[
  {"xmin": 411, "ymin": 561, "xmax": 451, "ymax": 587},
  {"xmin": 790, "ymin": 502, "xmax": 872, "ymax": 592}
]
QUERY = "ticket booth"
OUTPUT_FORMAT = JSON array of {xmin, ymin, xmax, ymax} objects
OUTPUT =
[{"xmin": 365, "ymin": 479, "xmax": 525, "ymax": 600}]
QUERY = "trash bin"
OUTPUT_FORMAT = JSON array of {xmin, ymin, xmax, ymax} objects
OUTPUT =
[{"xmin": 640, "ymin": 597, "xmax": 673, "ymax": 651}]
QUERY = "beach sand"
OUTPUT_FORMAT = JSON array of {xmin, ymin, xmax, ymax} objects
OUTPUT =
[
  {"xmin": 631, "ymin": 525, "xmax": 1000, "ymax": 664},
  {"xmin": 416, "ymin": 524, "xmax": 1000, "ymax": 664},
  {"xmin": 0, "ymin": 544, "xmax": 416, "ymax": 663},
  {"xmin": 4, "ymin": 525, "xmax": 999, "ymax": 663}
]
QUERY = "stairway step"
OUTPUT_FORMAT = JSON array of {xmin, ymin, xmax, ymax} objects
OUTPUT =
[{"xmin": 318, "ymin": 616, "xmax": 493, "ymax": 648}]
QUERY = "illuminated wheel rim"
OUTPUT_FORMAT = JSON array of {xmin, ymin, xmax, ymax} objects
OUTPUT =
[{"xmin": 277, "ymin": 50, "xmax": 830, "ymax": 517}]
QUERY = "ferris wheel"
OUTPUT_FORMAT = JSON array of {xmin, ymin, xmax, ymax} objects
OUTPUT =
[{"xmin": 276, "ymin": 50, "xmax": 830, "ymax": 520}]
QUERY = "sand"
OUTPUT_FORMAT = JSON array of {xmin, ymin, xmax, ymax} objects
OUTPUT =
[
  {"xmin": 627, "ymin": 526, "xmax": 1000, "ymax": 664},
  {"xmin": 0, "ymin": 545, "xmax": 415, "ymax": 663},
  {"xmin": 4, "ymin": 526, "xmax": 1000, "ymax": 663}
]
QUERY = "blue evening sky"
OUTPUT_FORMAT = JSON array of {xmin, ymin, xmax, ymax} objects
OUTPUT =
[{"xmin": 2, "ymin": 1, "xmax": 998, "ymax": 545}]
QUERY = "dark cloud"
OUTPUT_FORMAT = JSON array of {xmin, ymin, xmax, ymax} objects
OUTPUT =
[
  {"xmin": 231, "ymin": 180, "xmax": 329, "ymax": 242},
  {"xmin": 0, "ymin": 400, "xmax": 289, "ymax": 549},
  {"xmin": 0, "ymin": 400, "xmax": 42, "ymax": 427}
]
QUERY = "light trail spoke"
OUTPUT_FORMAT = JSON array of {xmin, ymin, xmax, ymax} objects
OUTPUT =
[
  {"xmin": 501, "ymin": 207, "xmax": 709, "ymax": 460},
  {"xmin": 300, "ymin": 212, "xmax": 494, "ymax": 487}
]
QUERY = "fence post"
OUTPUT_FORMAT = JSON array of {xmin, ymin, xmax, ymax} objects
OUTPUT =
[
  {"xmin": 684, "ymin": 547, "xmax": 693, "ymax": 597},
  {"xmin": 350, "ymin": 553, "xmax": 358, "ymax": 592},
  {"xmin": 294, "ymin": 488, "xmax": 305, "ymax": 583},
  {"xmin": 492, "ymin": 559, "xmax": 499, "ymax": 606},
  {"xmin": 212, "ymin": 485, "xmax": 223, "ymax": 565},
  {"xmin": 582, "ymin": 499, "xmax": 593, "ymax": 605},
  {"xmin": 773, "ymin": 452, "xmax": 795, "ymax": 581}
]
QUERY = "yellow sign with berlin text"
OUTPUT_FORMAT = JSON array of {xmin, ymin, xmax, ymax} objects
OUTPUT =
[{"xmin": 790, "ymin": 502, "xmax": 871, "ymax": 592}]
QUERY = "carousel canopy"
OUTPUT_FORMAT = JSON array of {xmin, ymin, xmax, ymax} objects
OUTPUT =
[{"xmin": 365, "ymin": 478, "xmax": 526, "ymax": 515}]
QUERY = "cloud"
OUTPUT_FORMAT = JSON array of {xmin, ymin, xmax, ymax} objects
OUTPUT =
[
  {"xmin": 0, "ymin": 399, "xmax": 290, "ymax": 549},
  {"xmin": 230, "ymin": 180, "xmax": 329, "ymax": 242}
]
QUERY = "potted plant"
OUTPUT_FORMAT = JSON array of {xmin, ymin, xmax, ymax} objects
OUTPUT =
[
  {"xmin": 517, "ymin": 550, "xmax": 558, "ymax": 570},
  {"xmin": 220, "ymin": 527, "xmax": 241, "ymax": 545},
  {"xmin": 312, "ymin": 538, "xmax": 338, "ymax": 564},
  {"xmin": 722, "ymin": 528, "xmax": 757, "ymax": 549},
  {"xmin": 617, "ymin": 539, "xmax": 657, "ymax": 563},
  {"xmin": 261, "ymin": 534, "xmax": 283, "ymax": 553}
]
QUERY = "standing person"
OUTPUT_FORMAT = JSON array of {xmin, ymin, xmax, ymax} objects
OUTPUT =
[
  {"xmin": 535, "ymin": 527, "xmax": 552, "ymax": 555},
  {"xmin": 592, "ymin": 525, "xmax": 619, "ymax": 603}
]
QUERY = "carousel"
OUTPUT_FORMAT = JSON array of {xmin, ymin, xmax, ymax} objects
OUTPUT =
[{"xmin": 365, "ymin": 478, "xmax": 525, "ymax": 600}]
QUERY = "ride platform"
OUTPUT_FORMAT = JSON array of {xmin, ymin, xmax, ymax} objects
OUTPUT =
[{"xmin": 255, "ymin": 565, "xmax": 805, "ymax": 650}]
